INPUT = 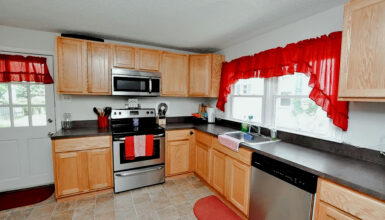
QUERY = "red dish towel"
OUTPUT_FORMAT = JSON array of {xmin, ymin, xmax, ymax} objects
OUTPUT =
[{"xmin": 125, "ymin": 135, "xmax": 154, "ymax": 160}]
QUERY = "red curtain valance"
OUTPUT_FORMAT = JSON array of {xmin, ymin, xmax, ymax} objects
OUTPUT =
[
  {"xmin": 217, "ymin": 31, "xmax": 349, "ymax": 131},
  {"xmin": 0, "ymin": 54, "xmax": 54, "ymax": 84}
]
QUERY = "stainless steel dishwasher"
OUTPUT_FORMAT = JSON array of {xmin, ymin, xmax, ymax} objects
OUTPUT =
[{"xmin": 250, "ymin": 152, "xmax": 318, "ymax": 220}]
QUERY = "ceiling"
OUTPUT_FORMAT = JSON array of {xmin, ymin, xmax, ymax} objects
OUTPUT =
[{"xmin": 0, "ymin": 0, "xmax": 346, "ymax": 52}]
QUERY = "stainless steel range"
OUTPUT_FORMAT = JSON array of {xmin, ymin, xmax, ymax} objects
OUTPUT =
[{"xmin": 111, "ymin": 108, "xmax": 165, "ymax": 193}]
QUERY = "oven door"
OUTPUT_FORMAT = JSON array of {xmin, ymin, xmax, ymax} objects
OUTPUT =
[
  {"xmin": 113, "ymin": 135, "xmax": 165, "ymax": 171},
  {"xmin": 111, "ymin": 75, "xmax": 160, "ymax": 96}
]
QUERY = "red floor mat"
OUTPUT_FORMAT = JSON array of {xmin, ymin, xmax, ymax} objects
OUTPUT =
[
  {"xmin": 193, "ymin": 195, "xmax": 242, "ymax": 220},
  {"xmin": 0, "ymin": 185, "xmax": 54, "ymax": 211}
]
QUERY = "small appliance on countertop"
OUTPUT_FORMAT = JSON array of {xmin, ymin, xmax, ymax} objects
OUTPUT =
[
  {"xmin": 156, "ymin": 103, "xmax": 168, "ymax": 125},
  {"xmin": 206, "ymin": 107, "xmax": 215, "ymax": 123}
]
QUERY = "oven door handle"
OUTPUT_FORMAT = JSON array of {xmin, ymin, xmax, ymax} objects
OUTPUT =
[
  {"xmin": 149, "ymin": 78, "xmax": 152, "ymax": 94},
  {"xmin": 113, "ymin": 134, "xmax": 164, "ymax": 141},
  {"xmin": 115, "ymin": 166, "xmax": 163, "ymax": 177}
]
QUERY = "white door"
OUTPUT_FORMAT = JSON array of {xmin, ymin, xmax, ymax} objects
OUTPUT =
[{"xmin": 0, "ymin": 52, "xmax": 56, "ymax": 192}]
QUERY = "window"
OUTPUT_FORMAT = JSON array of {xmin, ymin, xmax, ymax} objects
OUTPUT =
[
  {"xmin": 0, "ymin": 83, "xmax": 47, "ymax": 128},
  {"xmin": 230, "ymin": 78, "xmax": 264, "ymax": 123},
  {"xmin": 228, "ymin": 73, "xmax": 341, "ymax": 141}
]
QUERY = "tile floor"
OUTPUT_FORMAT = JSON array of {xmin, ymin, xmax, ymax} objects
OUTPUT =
[{"xmin": 0, "ymin": 174, "xmax": 215, "ymax": 220}]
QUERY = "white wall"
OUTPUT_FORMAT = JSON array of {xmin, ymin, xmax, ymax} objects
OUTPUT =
[
  {"xmin": 217, "ymin": 5, "xmax": 385, "ymax": 151},
  {"xmin": 0, "ymin": 25, "xmax": 209, "ymax": 126}
]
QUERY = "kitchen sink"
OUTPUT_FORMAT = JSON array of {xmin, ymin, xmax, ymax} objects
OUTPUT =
[{"xmin": 223, "ymin": 131, "xmax": 279, "ymax": 145}]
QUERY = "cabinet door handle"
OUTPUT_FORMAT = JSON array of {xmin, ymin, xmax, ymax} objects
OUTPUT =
[{"xmin": 190, "ymin": 131, "xmax": 194, "ymax": 135}]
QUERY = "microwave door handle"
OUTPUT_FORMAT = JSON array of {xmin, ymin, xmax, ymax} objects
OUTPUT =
[{"xmin": 149, "ymin": 78, "xmax": 152, "ymax": 94}]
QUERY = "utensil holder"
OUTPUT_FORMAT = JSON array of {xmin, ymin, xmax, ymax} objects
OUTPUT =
[{"xmin": 98, "ymin": 116, "xmax": 109, "ymax": 128}]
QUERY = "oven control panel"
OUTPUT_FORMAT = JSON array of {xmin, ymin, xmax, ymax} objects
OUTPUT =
[{"xmin": 111, "ymin": 108, "xmax": 156, "ymax": 119}]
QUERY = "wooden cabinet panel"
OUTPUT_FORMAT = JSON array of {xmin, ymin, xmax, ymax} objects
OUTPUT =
[
  {"xmin": 166, "ymin": 129, "xmax": 192, "ymax": 142},
  {"xmin": 54, "ymin": 136, "xmax": 111, "ymax": 153},
  {"xmin": 210, "ymin": 54, "xmax": 225, "ymax": 97},
  {"xmin": 316, "ymin": 201, "xmax": 358, "ymax": 220},
  {"xmin": 189, "ymin": 54, "xmax": 211, "ymax": 96},
  {"xmin": 212, "ymin": 137, "xmax": 252, "ymax": 165},
  {"xmin": 112, "ymin": 45, "xmax": 135, "ymax": 68},
  {"xmin": 210, "ymin": 149, "xmax": 227, "ymax": 194},
  {"xmin": 87, "ymin": 42, "xmax": 111, "ymax": 94},
  {"xmin": 166, "ymin": 140, "xmax": 190, "ymax": 176},
  {"xmin": 55, "ymin": 151, "xmax": 88, "ymax": 197},
  {"xmin": 87, "ymin": 148, "xmax": 113, "ymax": 190},
  {"xmin": 316, "ymin": 178, "xmax": 385, "ymax": 220},
  {"xmin": 161, "ymin": 52, "xmax": 188, "ymax": 96},
  {"xmin": 56, "ymin": 37, "xmax": 87, "ymax": 94},
  {"xmin": 225, "ymin": 157, "xmax": 251, "ymax": 215},
  {"xmin": 195, "ymin": 142, "xmax": 211, "ymax": 182},
  {"xmin": 136, "ymin": 48, "xmax": 161, "ymax": 71},
  {"xmin": 195, "ymin": 130, "xmax": 213, "ymax": 146},
  {"xmin": 338, "ymin": 0, "xmax": 385, "ymax": 101}
]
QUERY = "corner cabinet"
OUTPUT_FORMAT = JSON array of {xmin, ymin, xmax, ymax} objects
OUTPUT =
[
  {"xmin": 52, "ymin": 136, "xmax": 113, "ymax": 200},
  {"xmin": 189, "ymin": 54, "xmax": 225, "ymax": 97},
  {"xmin": 338, "ymin": 0, "xmax": 385, "ymax": 101},
  {"xmin": 56, "ymin": 37, "xmax": 111, "ymax": 95}
]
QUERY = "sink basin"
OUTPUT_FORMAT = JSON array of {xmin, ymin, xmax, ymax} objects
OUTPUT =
[{"xmin": 223, "ymin": 131, "xmax": 278, "ymax": 145}]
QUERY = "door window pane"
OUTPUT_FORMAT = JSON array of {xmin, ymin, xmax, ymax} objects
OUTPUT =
[
  {"xmin": 277, "ymin": 73, "xmax": 311, "ymax": 96},
  {"xmin": 31, "ymin": 107, "xmax": 47, "ymax": 126},
  {"xmin": 30, "ymin": 85, "xmax": 46, "ymax": 105},
  {"xmin": 275, "ymin": 98, "xmax": 329, "ymax": 135},
  {"xmin": 233, "ymin": 78, "xmax": 264, "ymax": 95},
  {"xmin": 0, "ymin": 84, "xmax": 9, "ymax": 105},
  {"xmin": 0, "ymin": 107, "xmax": 11, "ymax": 128},
  {"xmin": 232, "ymin": 97, "xmax": 262, "ymax": 123},
  {"xmin": 13, "ymin": 107, "xmax": 29, "ymax": 127},
  {"xmin": 11, "ymin": 84, "xmax": 28, "ymax": 105}
]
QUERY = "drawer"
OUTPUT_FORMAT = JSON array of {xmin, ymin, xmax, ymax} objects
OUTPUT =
[
  {"xmin": 54, "ymin": 136, "xmax": 111, "ymax": 153},
  {"xmin": 318, "ymin": 178, "xmax": 385, "ymax": 220},
  {"xmin": 166, "ymin": 129, "xmax": 193, "ymax": 141},
  {"xmin": 212, "ymin": 137, "xmax": 252, "ymax": 165},
  {"xmin": 195, "ymin": 130, "xmax": 213, "ymax": 146}
]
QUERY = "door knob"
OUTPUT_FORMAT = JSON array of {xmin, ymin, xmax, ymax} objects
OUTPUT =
[
  {"xmin": 48, "ymin": 132, "xmax": 54, "ymax": 137},
  {"xmin": 47, "ymin": 118, "xmax": 53, "ymax": 123}
]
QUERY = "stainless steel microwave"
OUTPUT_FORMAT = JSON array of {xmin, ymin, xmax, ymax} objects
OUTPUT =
[{"xmin": 111, "ymin": 68, "xmax": 161, "ymax": 96}]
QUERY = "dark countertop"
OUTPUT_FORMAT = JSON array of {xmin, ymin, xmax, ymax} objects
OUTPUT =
[
  {"xmin": 51, "ymin": 127, "xmax": 111, "ymax": 139},
  {"xmin": 166, "ymin": 122, "xmax": 385, "ymax": 201}
]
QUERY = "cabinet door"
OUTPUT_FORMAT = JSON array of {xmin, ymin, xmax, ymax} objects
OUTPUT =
[
  {"xmin": 339, "ymin": 0, "xmax": 385, "ymax": 100},
  {"xmin": 87, "ymin": 148, "xmax": 113, "ymax": 190},
  {"xmin": 56, "ymin": 37, "xmax": 87, "ymax": 94},
  {"xmin": 55, "ymin": 151, "xmax": 88, "ymax": 197},
  {"xmin": 161, "ymin": 52, "xmax": 188, "ymax": 96},
  {"xmin": 136, "ymin": 48, "xmax": 161, "ymax": 71},
  {"xmin": 210, "ymin": 54, "xmax": 225, "ymax": 97},
  {"xmin": 226, "ymin": 157, "xmax": 251, "ymax": 215},
  {"xmin": 166, "ymin": 140, "xmax": 190, "ymax": 176},
  {"xmin": 316, "ymin": 201, "xmax": 358, "ymax": 220},
  {"xmin": 112, "ymin": 45, "xmax": 135, "ymax": 68},
  {"xmin": 189, "ymin": 54, "xmax": 211, "ymax": 97},
  {"xmin": 195, "ymin": 142, "xmax": 210, "ymax": 182},
  {"xmin": 210, "ymin": 149, "xmax": 226, "ymax": 194},
  {"xmin": 87, "ymin": 42, "xmax": 111, "ymax": 94}
]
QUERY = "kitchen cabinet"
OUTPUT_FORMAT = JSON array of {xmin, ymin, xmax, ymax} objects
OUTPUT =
[
  {"xmin": 210, "ymin": 149, "xmax": 227, "ymax": 194},
  {"xmin": 189, "ymin": 54, "xmax": 225, "ymax": 97},
  {"xmin": 225, "ymin": 157, "xmax": 251, "ymax": 215},
  {"xmin": 135, "ymin": 48, "xmax": 161, "ymax": 71},
  {"xmin": 314, "ymin": 178, "xmax": 385, "ymax": 220},
  {"xmin": 112, "ymin": 45, "xmax": 135, "ymax": 69},
  {"xmin": 338, "ymin": 0, "xmax": 385, "ymax": 101},
  {"xmin": 165, "ymin": 129, "xmax": 195, "ymax": 176},
  {"xmin": 87, "ymin": 42, "xmax": 111, "ymax": 94},
  {"xmin": 56, "ymin": 37, "xmax": 87, "ymax": 94},
  {"xmin": 161, "ymin": 52, "xmax": 189, "ymax": 96},
  {"xmin": 52, "ymin": 135, "xmax": 113, "ymax": 200},
  {"xmin": 195, "ymin": 142, "xmax": 211, "ymax": 182},
  {"xmin": 56, "ymin": 37, "xmax": 111, "ymax": 95}
]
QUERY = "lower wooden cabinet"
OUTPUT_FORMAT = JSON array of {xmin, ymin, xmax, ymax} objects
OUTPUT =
[
  {"xmin": 165, "ymin": 129, "xmax": 195, "ymax": 176},
  {"xmin": 314, "ymin": 178, "xmax": 385, "ymax": 220},
  {"xmin": 52, "ymin": 136, "xmax": 113, "ymax": 199},
  {"xmin": 210, "ymin": 149, "xmax": 227, "ymax": 194},
  {"xmin": 195, "ymin": 142, "xmax": 211, "ymax": 182}
]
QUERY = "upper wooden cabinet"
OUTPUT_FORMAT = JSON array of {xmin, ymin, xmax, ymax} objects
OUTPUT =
[
  {"xmin": 56, "ymin": 37, "xmax": 87, "ymax": 94},
  {"xmin": 135, "ymin": 48, "xmax": 161, "ymax": 71},
  {"xmin": 112, "ymin": 45, "xmax": 135, "ymax": 69},
  {"xmin": 87, "ymin": 42, "xmax": 111, "ymax": 94},
  {"xmin": 189, "ymin": 54, "xmax": 225, "ymax": 97},
  {"xmin": 338, "ymin": 0, "xmax": 385, "ymax": 101},
  {"xmin": 161, "ymin": 52, "xmax": 189, "ymax": 96},
  {"xmin": 56, "ymin": 37, "xmax": 111, "ymax": 95}
]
